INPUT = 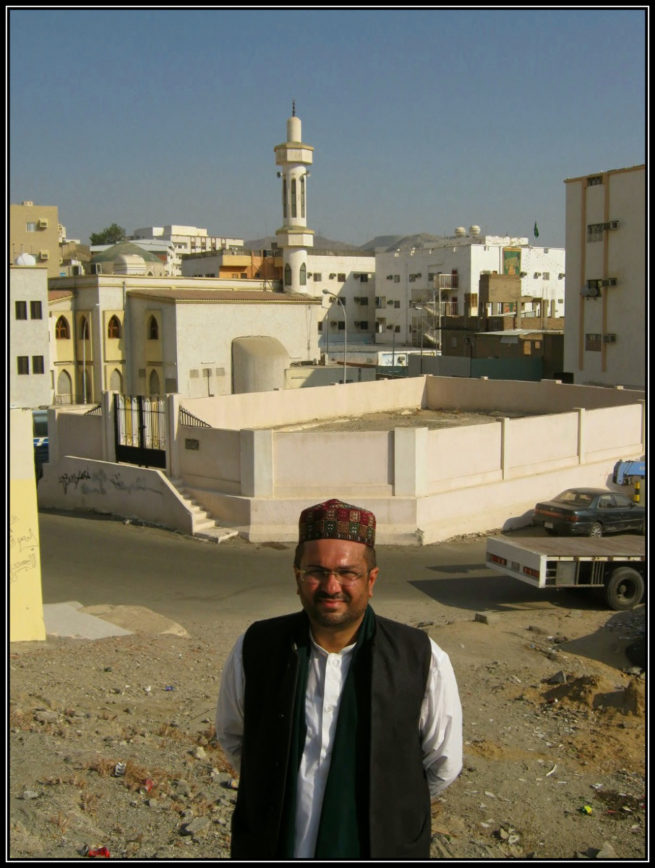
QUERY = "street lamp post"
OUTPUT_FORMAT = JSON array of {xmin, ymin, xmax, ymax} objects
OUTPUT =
[
  {"xmin": 81, "ymin": 314, "xmax": 88, "ymax": 404},
  {"xmin": 322, "ymin": 290, "xmax": 347, "ymax": 384}
]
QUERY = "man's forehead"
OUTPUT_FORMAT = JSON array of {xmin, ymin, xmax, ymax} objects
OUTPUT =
[{"xmin": 299, "ymin": 538, "xmax": 368, "ymax": 562}]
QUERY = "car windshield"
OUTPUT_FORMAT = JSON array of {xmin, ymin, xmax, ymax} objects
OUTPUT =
[{"xmin": 553, "ymin": 490, "xmax": 594, "ymax": 506}]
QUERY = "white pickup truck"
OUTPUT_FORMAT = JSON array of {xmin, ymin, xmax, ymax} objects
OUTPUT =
[{"xmin": 486, "ymin": 534, "xmax": 645, "ymax": 610}]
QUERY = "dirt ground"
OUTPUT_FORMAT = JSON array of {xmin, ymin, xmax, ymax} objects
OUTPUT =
[
  {"xmin": 9, "ymin": 565, "xmax": 646, "ymax": 860},
  {"xmin": 268, "ymin": 406, "xmax": 533, "ymax": 432}
]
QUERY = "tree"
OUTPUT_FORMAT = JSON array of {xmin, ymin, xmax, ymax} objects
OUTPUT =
[{"xmin": 89, "ymin": 223, "xmax": 126, "ymax": 245}]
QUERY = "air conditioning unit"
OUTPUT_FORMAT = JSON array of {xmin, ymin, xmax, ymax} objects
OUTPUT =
[
  {"xmin": 603, "ymin": 333, "xmax": 617, "ymax": 343},
  {"xmin": 37, "ymin": 218, "xmax": 48, "ymax": 229},
  {"xmin": 581, "ymin": 285, "xmax": 600, "ymax": 298},
  {"xmin": 608, "ymin": 220, "xmax": 619, "ymax": 230},
  {"xmin": 601, "ymin": 278, "xmax": 618, "ymax": 287},
  {"xmin": 39, "ymin": 250, "xmax": 49, "ymax": 260}
]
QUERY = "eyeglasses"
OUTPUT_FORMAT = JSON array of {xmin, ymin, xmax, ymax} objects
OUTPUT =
[{"xmin": 296, "ymin": 567, "xmax": 367, "ymax": 586}]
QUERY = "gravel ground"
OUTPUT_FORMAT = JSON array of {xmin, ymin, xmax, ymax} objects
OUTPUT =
[{"xmin": 9, "ymin": 598, "xmax": 646, "ymax": 860}]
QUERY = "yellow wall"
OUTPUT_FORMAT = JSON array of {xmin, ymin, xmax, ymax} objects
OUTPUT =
[{"xmin": 9, "ymin": 409, "xmax": 46, "ymax": 641}]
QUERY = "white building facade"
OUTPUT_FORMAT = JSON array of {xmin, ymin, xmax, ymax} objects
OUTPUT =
[
  {"xmin": 563, "ymin": 164, "xmax": 645, "ymax": 390},
  {"xmin": 130, "ymin": 225, "xmax": 245, "ymax": 275},
  {"xmin": 10, "ymin": 263, "xmax": 52, "ymax": 408},
  {"xmin": 373, "ymin": 230, "xmax": 565, "ymax": 348}
]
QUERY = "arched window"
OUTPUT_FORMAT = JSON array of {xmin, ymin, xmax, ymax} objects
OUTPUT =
[
  {"xmin": 107, "ymin": 315, "xmax": 121, "ymax": 338},
  {"xmin": 80, "ymin": 315, "xmax": 89, "ymax": 339},
  {"xmin": 56, "ymin": 369, "xmax": 72, "ymax": 404},
  {"xmin": 148, "ymin": 315, "xmax": 159, "ymax": 340},
  {"xmin": 291, "ymin": 178, "xmax": 297, "ymax": 218},
  {"xmin": 149, "ymin": 369, "xmax": 160, "ymax": 396},
  {"xmin": 109, "ymin": 368, "xmax": 123, "ymax": 392},
  {"xmin": 300, "ymin": 263, "xmax": 307, "ymax": 286},
  {"xmin": 55, "ymin": 315, "xmax": 70, "ymax": 339},
  {"xmin": 284, "ymin": 264, "xmax": 292, "ymax": 286},
  {"xmin": 282, "ymin": 178, "xmax": 287, "ymax": 218},
  {"xmin": 300, "ymin": 175, "xmax": 306, "ymax": 218}
]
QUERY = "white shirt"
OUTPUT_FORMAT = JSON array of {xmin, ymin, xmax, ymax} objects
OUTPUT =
[{"xmin": 216, "ymin": 627, "xmax": 462, "ymax": 859}]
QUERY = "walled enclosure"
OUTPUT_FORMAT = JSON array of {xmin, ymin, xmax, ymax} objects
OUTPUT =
[{"xmin": 37, "ymin": 376, "xmax": 645, "ymax": 544}]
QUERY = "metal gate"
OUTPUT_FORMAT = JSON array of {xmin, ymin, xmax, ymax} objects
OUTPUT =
[{"xmin": 114, "ymin": 394, "xmax": 167, "ymax": 468}]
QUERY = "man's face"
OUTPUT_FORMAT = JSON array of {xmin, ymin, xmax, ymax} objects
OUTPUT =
[{"xmin": 295, "ymin": 538, "xmax": 378, "ymax": 633}]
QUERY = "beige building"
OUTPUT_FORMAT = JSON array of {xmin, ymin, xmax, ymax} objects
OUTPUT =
[
  {"xmin": 10, "ymin": 201, "xmax": 62, "ymax": 278},
  {"xmin": 10, "ymin": 262, "xmax": 52, "ymax": 408},
  {"xmin": 563, "ymin": 164, "xmax": 645, "ymax": 389},
  {"xmin": 47, "ymin": 274, "xmax": 322, "ymax": 403}
]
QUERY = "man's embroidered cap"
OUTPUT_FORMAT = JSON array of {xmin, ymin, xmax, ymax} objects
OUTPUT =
[{"xmin": 298, "ymin": 498, "xmax": 376, "ymax": 548}]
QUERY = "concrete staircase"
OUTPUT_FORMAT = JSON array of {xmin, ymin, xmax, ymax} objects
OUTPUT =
[{"xmin": 168, "ymin": 478, "xmax": 239, "ymax": 543}]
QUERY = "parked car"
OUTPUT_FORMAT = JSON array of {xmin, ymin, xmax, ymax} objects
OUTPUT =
[
  {"xmin": 533, "ymin": 487, "xmax": 645, "ymax": 537},
  {"xmin": 32, "ymin": 409, "xmax": 49, "ymax": 480}
]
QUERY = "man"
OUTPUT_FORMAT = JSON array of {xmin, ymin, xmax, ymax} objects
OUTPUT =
[{"xmin": 216, "ymin": 498, "xmax": 462, "ymax": 859}]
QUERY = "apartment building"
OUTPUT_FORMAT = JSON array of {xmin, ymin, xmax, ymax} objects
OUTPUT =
[
  {"xmin": 563, "ymin": 164, "xmax": 645, "ymax": 389},
  {"xmin": 373, "ymin": 230, "xmax": 565, "ymax": 350},
  {"xmin": 10, "ymin": 262, "xmax": 52, "ymax": 407},
  {"xmin": 10, "ymin": 201, "xmax": 62, "ymax": 278},
  {"xmin": 131, "ymin": 225, "xmax": 245, "ymax": 275}
]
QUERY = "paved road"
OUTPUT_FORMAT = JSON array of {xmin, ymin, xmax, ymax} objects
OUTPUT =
[{"xmin": 37, "ymin": 510, "xmax": 601, "ymax": 638}]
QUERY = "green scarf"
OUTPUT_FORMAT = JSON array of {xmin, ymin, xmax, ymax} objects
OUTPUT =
[{"xmin": 278, "ymin": 606, "xmax": 375, "ymax": 859}]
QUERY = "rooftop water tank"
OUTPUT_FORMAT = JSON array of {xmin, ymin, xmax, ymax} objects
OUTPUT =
[
  {"xmin": 455, "ymin": 227, "xmax": 466, "ymax": 236},
  {"xmin": 469, "ymin": 225, "xmax": 481, "ymax": 236}
]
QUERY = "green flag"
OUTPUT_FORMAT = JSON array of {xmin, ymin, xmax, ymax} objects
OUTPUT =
[{"xmin": 534, "ymin": 222, "xmax": 539, "ymax": 238}]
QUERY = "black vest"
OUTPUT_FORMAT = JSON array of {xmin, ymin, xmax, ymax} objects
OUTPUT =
[{"xmin": 231, "ymin": 610, "xmax": 432, "ymax": 860}]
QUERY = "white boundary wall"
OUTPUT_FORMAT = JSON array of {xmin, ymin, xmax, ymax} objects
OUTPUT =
[{"xmin": 38, "ymin": 376, "xmax": 645, "ymax": 544}]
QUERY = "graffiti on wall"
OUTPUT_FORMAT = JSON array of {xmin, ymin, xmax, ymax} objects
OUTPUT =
[
  {"xmin": 58, "ymin": 466, "xmax": 163, "ymax": 497},
  {"xmin": 10, "ymin": 514, "xmax": 38, "ymax": 579}
]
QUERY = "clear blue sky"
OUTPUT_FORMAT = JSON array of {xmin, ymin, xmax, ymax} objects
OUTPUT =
[{"xmin": 8, "ymin": 7, "xmax": 646, "ymax": 248}]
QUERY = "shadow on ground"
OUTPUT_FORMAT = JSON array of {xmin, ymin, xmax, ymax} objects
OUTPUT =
[{"xmin": 410, "ymin": 574, "xmax": 606, "ymax": 613}]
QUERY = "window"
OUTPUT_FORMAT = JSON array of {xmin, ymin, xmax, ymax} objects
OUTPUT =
[
  {"xmin": 291, "ymin": 178, "xmax": 297, "ymax": 218},
  {"xmin": 451, "ymin": 269, "xmax": 459, "ymax": 288},
  {"xmin": 15, "ymin": 301, "xmax": 27, "ymax": 320},
  {"xmin": 107, "ymin": 315, "xmax": 121, "ymax": 338},
  {"xmin": 17, "ymin": 356, "xmax": 29, "ymax": 374},
  {"xmin": 338, "ymin": 273, "xmax": 346, "ymax": 282},
  {"xmin": 338, "ymin": 321, "xmax": 345, "ymax": 330},
  {"xmin": 32, "ymin": 355, "xmax": 45, "ymax": 374},
  {"xmin": 148, "ymin": 315, "xmax": 159, "ymax": 340},
  {"xmin": 587, "ymin": 175, "xmax": 603, "ymax": 186},
  {"xmin": 284, "ymin": 263, "xmax": 292, "ymax": 286},
  {"xmin": 585, "ymin": 333, "xmax": 602, "ymax": 352},
  {"xmin": 393, "ymin": 275, "xmax": 400, "ymax": 283},
  {"xmin": 30, "ymin": 300, "xmax": 43, "ymax": 319},
  {"xmin": 313, "ymin": 273, "xmax": 322, "ymax": 281},
  {"xmin": 542, "ymin": 272, "xmax": 550, "ymax": 280},
  {"xmin": 56, "ymin": 316, "xmax": 70, "ymax": 339},
  {"xmin": 300, "ymin": 263, "xmax": 307, "ymax": 285},
  {"xmin": 394, "ymin": 300, "xmax": 400, "ymax": 308},
  {"xmin": 26, "ymin": 222, "xmax": 36, "ymax": 232}
]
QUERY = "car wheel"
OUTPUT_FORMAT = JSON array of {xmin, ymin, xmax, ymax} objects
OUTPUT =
[
  {"xmin": 588, "ymin": 522, "xmax": 603, "ymax": 537},
  {"xmin": 605, "ymin": 567, "xmax": 644, "ymax": 610}
]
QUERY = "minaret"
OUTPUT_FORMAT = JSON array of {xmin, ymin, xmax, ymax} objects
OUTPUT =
[{"xmin": 274, "ymin": 103, "xmax": 314, "ymax": 294}]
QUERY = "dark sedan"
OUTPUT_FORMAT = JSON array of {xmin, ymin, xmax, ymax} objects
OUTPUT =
[{"xmin": 533, "ymin": 488, "xmax": 645, "ymax": 537}]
